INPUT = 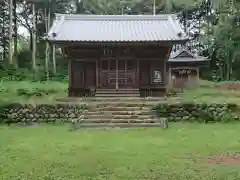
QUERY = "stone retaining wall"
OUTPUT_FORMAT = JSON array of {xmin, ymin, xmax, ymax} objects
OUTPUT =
[
  {"xmin": 0, "ymin": 103, "xmax": 239, "ymax": 125},
  {"xmin": 0, "ymin": 103, "xmax": 87, "ymax": 124},
  {"xmin": 153, "ymin": 103, "xmax": 239, "ymax": 122}
]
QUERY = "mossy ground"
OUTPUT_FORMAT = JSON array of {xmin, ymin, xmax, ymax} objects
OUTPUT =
[{"xmin": 1, "ymin": 123, "xmax": 240, "ymax": 180}]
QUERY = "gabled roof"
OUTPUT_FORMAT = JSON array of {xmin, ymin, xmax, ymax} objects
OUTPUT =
[
  {"xmin": 168, "ymin": 48, "xmax": 209, "ymax": 62},
  {"xmin": 46, "ymin": 14, "xmax": 189, "ymax": 42}
]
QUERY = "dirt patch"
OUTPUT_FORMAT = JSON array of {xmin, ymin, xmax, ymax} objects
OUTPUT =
[
  {"xmin": 217, "ymin": 84, "xmax": 240, "ymax": 90},
  {"xmin": 203, "ymin": 153, "xmax": 240, "ymax": 166},
  {"xmin": 179, "ymin": 152, "xmax": 240, "ymax": 166}
]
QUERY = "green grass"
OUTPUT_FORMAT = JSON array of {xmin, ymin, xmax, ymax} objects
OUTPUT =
[
  {"xmin": 1, "ymin": 123, "xmax": 240, "ymax": 180},
  {"xmin": 181, "ymin": 80, "xmax": 240, "ymax": 104},
  {"xmin": 1, "ymin": 79, "xmax": 240, "ymax": 105},
  {"xmin": 0, "ymin": 81, "xmax": 68, "ymax": 104}
]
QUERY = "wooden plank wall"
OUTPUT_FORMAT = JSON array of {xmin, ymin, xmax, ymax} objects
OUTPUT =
[{"xmin": 70, "ymin": 60, "xmax": 96, "ymax": 89}]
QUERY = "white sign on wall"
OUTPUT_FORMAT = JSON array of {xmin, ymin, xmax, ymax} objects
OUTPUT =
[{"xmin": 153, "ymin": 70, "xmax": 162, "ymax": 83}]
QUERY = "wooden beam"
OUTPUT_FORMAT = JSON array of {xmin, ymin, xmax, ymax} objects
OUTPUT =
[
  {"xmin": 48, "ymin": 40, "xmax": 188, "ymax": 47},
  {"xmin": 171, "ymin": 67, "xmax": 199, "ymax": 70}
]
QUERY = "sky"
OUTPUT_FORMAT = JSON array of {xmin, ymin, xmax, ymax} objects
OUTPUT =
[{"xmin": 18, "ymin": 26, "xmax": 29, "ymax": 37}]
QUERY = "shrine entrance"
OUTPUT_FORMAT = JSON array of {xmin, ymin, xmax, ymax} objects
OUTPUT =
[
  {"xmin": 99, "ymin": 59, "xmax": 138, "ymax": 89},
  {"xmin": 171, "ymin": 68, "xmax": 198, "ymax": 89}
]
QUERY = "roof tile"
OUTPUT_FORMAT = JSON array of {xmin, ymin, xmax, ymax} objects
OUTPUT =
[{"xmin": 47, "ymin": 14, "xmax": 188, "ymax": 42}]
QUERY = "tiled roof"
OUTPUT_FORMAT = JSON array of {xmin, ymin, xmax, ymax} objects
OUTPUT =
[
  {"xmin": 168, "ymin": 48, "xmax": 209, "ymax": 62},
  {"xmin": 46, "ymin": 14, "xmax": 188, "ymax": 42}
]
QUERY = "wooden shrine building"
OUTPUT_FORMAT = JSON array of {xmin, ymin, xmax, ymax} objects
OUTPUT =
[
  {"xmin": 168, "ymin": 48, "xmax": 209, "ymax": 89},
  {"xmin": 46, "ymin": 14, "xmax": 208, "ymax": 97}
]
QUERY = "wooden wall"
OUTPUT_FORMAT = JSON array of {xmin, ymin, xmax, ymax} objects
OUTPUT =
[
  {"xmin": 169, "ymin": 67, "xmax": 199, "ymax": 89},
  {"xmin": 65, "ymin": 43, "xmax": 172, "ymax": 92},
  {"xmin": 63, "ymin": 43, "xmax": 171, "ymax": 60},
  {"xmin": 139, "ymin": 60, "xmax": 165, "ymax": 88},
  {"xmin": 70, "ymin": 60, "xmax": 96, "ymax": 89}
]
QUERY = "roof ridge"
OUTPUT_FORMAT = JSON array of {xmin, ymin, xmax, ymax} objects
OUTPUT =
[{"xmin": 55, "ymin": 13, "xmax": 177, "ymax": 21}]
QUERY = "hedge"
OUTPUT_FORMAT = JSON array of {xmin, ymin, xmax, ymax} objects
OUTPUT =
[{"xmin": 153, "ymin": 103, "xmax": 239, "ymax": 122}]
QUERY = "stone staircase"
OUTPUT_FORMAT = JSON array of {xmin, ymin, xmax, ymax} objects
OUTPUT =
[
  {"xmin": 73, "ymin": 98, "xmax": 168, "ymax": 129},
  {"xmin": 95, "ymin": 89, "xmax": 140, "ymax": 97}
]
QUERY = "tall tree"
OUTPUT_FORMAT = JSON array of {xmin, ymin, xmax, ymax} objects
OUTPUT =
[{"xmin": 8, "ymin": 0, "xmax": 14, "ymax": 66}]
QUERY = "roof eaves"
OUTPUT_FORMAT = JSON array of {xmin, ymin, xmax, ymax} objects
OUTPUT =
[
  {"xmin": 58, "ymin": 13, "xmax": 177, "ymax": 21},
  {"xmin": 46, "ymin": 14, "xmax": 65, "ymax": 41},
  {"xmin": 168, "ymin": 56, "xmax": 210, "ymax": 62}
]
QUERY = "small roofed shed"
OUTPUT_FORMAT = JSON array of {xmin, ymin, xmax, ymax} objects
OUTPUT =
[
  {"xmin": 46, "ymin": 14, "xmax": 189, "ymax": 97},
  {"xmin": 167, "ymin": 48, "xmax": 209, "ymax": 89}
]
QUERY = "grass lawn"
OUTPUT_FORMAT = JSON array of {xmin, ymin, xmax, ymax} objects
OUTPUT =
[
  {"xmin": 0, "ymin": 81, "xmax": 68, "ymax": 104},
  {"xmin": 1, "ymin": 123, "xmax": 240, "ymax": 180}
]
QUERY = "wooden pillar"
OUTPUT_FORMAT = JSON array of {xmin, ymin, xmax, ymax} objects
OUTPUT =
[
  {"xmin": 116, "ymin": 59, "xmax": 119, "ymax": 90},
  {"xmin": 164, "ymin": 59, "xmax": 167, "ymax": 86},
  {"xmin": 96, "ymin": 59, "xmax": 99, "ymax": 88},
  {"xmin": 68, "ymin": 59, "xmax": 72, "ymax": 96},
  {"xmin": 124, "ymin": 59, "xmax": 127, "ymax": 87},
  {"xmin": 136, "ymin": 59, "xmax": 139, "ymax": 88},
  {"xmin": 168, "ymin": 66, "xmax": 172, "ymax": 88},
  {"xmin": 165, "ymin": 46, "xmax": 172, "ymax": 87}
]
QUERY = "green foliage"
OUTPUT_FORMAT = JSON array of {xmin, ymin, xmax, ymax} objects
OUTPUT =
[
  {"xmin": 0, "ymin": 67, "xmax": 68, "ymax": 82},
  {"xmin": 17, "ymin": 49, "xmax": 32, "ymax": 68},
  {"xmin": 0, "ymin": 68, "xmax": 44, "ymax": 81},
  {"xmin": 205, "ymin": 0, "xmax": 240, "ymax": 81}
]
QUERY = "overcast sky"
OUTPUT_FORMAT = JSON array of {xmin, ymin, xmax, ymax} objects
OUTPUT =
[{"xmin": 18, "ymin": 26, "xmax": 29, "ymax": 37}]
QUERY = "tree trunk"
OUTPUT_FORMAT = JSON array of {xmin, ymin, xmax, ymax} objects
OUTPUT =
[
  {"xmin": 45, "ymin": 7, "xmax": 50, "ymax": 80},
  {"xmin": 13, "ymin": 0, "xmax": 18, "ymax": 68},
  {"xmin": 52, "ymin": 44, "xmax": 56, "ymax": 74},
  {"xmin": 32, "ymin": 3, "xmax": 37, "ymax": 71},
  {"xmin": 29, "ymin": 31, "xmax": 33, "ymax": 51},
  {"xmin": 8, "ymin": 0, "xmax": 13, "ymax": 66},
  {"xmin": 1, "ymin": 4, "xmax": 7, "ymax": 61}
]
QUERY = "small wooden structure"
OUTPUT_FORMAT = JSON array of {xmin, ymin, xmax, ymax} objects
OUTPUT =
[
  {"xmin": 168, "ymin": 48, "xmax": 209, "ymax": 89},
  {"xmin": 46, "ymin": 14, "xmax": 208, "ymax": 97}
]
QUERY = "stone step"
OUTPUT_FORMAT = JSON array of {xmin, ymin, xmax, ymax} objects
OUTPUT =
[
  {"xmin": 78, "ymin": 119, "xmax": 161, "ymax": 123},
  {"xmin": 83, "ymin": 114, "xmax": 155, "ymax": 119},
  {"xmin": 88, "ymin": 106, "xmax": 154, "ymax": 110},
  {"xmin": 95, "ymin": 94, "xmax": 140, "ymax": 97},
  {"xmin": 96, "ymin": 89, "xmax": 139, "ymax": 93},
  {"xmin": 71, "ymin": 122, "xmax": 166, "ymax": 129},
  {"xmin": 57, "ymin": 97, "xmax": 171, "ymax": 103},
  {"xmin": 85, "ymin": 98, "xmax": 165, "ymax": 102},
  {"xmin": 84, "ymin": 111, "xmax": 156, "ymax": 115},
  {"xmin": 89, "ymin": 107, "xmax": 151, "ymax": 111},
  {"xmin": 92, "ymin": 103, "xmax": 154, "ymax": 107}
]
